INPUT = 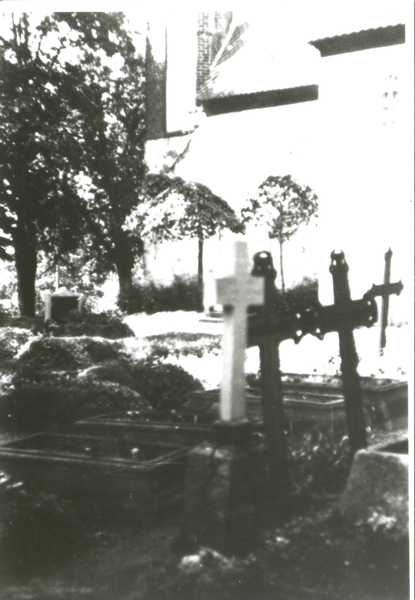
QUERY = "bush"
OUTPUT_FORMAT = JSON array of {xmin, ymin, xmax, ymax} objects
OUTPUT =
[
  {"xmin": 85, "ymin": 353, "xmax": 204, "ymax": 411},
  {"xmin": 118, "ymin": 275, "xmax": 203, "ymax": 315},
  {"xmin": 0, "ymin": 328, "xmax": 34, "ymax": 372},
  {"xmin": 0, "ymin": 380, "xmax": 148, "ymax": 434},
  {"xmin": 129, "ymin": 355, "xmax": 204, "ymax": 410},
  {"xmin": 273, "ymin": 276, "xmax": 319, "ymax": 314},
  {"xmin": 57, "ymin": 311, "xmax": 135, "ymax": 338},
  {"xmin": 0, "ymin": 303, "xmax": 14, "ymax": 325},
  {"xmin": 12, "ymin": 337, "xmax": 125, "ymax": 386},
  {"xmin": 288, "ymin": 430, "xmax": 351, "ymax": 496},
  {"xmin": 2, "ymin": 311, "xmax": 134, "ymax": 339}
]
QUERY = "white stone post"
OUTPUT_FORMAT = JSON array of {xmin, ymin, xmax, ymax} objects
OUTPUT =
[{"xmin": 44, "ymin": 293, "xmax": 52, "ymax": 321}]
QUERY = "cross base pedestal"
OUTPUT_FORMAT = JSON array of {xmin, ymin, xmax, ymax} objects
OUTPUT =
[
  {"xmin": 181, "ymin": 433, "xmax": 267, "ymax": 556},
  {"xmin": 212, "ymin": 419, "xmax": 253, "ymax": 448}
]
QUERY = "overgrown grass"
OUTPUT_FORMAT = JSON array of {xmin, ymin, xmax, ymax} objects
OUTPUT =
[
  {"xmin": 0, "ymin": 475, "xmax": 91, "ymax": 580},
  {"xmin": 120, "ymin": 504, "xmax": 409, "ymax": 600},
  {"xmin": 81, "ymin": 352, "xmax": 204, "ymax": 411},
  {"xmin": 287, "ymin": 429, "xmax": 351, "ymax": 497}
]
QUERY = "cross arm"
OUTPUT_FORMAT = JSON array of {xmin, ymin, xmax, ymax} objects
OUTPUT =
[
  {"xmin": 247, "ymin": 309, "xmax": 300, "ymax": 347},
  {"xmin": 247, "ymin": 295, "xmax": 379, "ymax": 347},
  {"xmin": 363, "ymin": 281, "xmax": 404, "ymax": 300},
  {"xmin": 304, "ymin": 297, "xmax": 378, "ymax": 339}
]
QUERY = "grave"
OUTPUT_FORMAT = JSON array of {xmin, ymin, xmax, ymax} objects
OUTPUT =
[
  {"xmin": 0, "ymin": 242, "xmax": 405, "ymax": 554},
  {"xmin": 186, "ymin": 374, "xmax": 408, "ymax": 439},
  {"xmin": 74, "ymin": 409, "xmax": 249, "ymax": 447},
  {"xmin": 43, "ymin": 287, "xmax": 84, "ymax": 322},
  {"xmin": 0, "ymin": 432, "xmax": 188, "ymax": 516},
  {"xmin": 279, "ymin": 374, "xmax": 408, "ymax": 433}
]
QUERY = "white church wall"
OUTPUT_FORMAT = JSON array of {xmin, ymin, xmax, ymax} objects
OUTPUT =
[{"xmin": 144, "ymin": 11, "xmax": 412, "ymax": 322}]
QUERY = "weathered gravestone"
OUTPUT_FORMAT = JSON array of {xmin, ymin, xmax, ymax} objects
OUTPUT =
[
  {"xmin": 43, "ymin": 287, "xmax": 84, "ymax": 323},
  {"xmin": 340, "ymin": 432, "xmax": 409, "ymax": 539}
]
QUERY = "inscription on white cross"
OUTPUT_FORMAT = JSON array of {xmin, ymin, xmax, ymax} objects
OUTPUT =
[{"xmin": 213, "ymin": 241, "xmax": 264, "ymax": 422}]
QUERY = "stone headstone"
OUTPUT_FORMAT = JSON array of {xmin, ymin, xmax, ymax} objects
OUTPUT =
[
  {"xmin": 43, "ymin": 287, "xmax": 83, "ymax": 322},
  {"xmin": 340, "ymin": 441, "xmax": 409, "ymax": 539}
]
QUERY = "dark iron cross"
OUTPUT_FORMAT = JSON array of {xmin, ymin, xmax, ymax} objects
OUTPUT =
[
  {"xmin": 379, "ymin": 249, "xmax": 393, "ymax": 354},
  {"xmin": 247, "ymin": 249, "xmax": 403, "ymax": 498},
  {"xmin": 365, "ymin": 248, "xmax": 395, "ymax": 356}
]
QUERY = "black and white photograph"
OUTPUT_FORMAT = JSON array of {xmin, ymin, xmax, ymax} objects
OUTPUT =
[{"xmin": 0, "ymin": 2, "xmax": 413, "ymax": 598}]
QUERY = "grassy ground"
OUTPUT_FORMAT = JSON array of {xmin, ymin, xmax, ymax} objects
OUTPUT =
[{"xmin": 0, "ymin": 493, "xmax": 409, "ymax": 600}]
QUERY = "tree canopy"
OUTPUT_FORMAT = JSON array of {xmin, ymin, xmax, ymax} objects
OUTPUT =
[
  {"xmin": 128, "ymin": 174, "xmax": 242, "ymax": 240},
  {"xmin": 0, "ymin": 12, "xmax": 145, "ymax": 315},
  {"xmin": 242, "ymin": 174, "xmax": 318, "ymax": 290},
  {"xmin": 125, "ymin": 173, "xmax": 244, "ymax": 295}
]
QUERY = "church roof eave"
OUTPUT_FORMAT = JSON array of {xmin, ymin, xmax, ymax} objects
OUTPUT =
[
  {"xmin": 309, "ymin": 23, "xmax": 405, "ymax": 57},
  {"xmin": 201, "ymin": 84, "xmax": 319, "ymax": 116}
]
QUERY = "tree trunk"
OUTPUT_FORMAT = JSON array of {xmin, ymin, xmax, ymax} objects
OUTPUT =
[
  {"xmin": 13, "ymin": 219, "xmax": 37, "ymax": 317},
  {"xmin": 111, "ymin": 234, "xmax": 135, "ymax": 297},
  {"xmin": 115, "ymin": 257, "xmax": 134, "ymax": 299},
  {"xmin": 279, "ymin": 237, "xmax": 285, "ymax": 292},
  {"xmin": 197, "ymin": 238, "xmax": 204, "ymax": 312}
]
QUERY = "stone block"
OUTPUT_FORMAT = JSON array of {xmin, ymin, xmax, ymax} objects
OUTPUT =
[
  {"xmin": 43, "ymin": 287, "xmax": 83, "ymax": 322},
  {"xmin": 182, "ymin": 436, "xmax": 267, "ymax": 556},
  {"xmin": 340, "ymin": 442, "xmax": 409, "ymax": 539}
]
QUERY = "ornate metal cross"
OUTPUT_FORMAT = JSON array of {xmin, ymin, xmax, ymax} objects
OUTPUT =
[
  {"xmin": 366, "ymin": 248, "xmax": 397, "ymax": 355},
  {"xmin": 248, "ymin": 249, "xmax": 404, "ymax": 462}
]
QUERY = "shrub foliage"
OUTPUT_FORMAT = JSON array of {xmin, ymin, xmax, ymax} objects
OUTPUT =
[{"xmin": 118, "ymin": 275, "xmax": 203, "ymax": 315}]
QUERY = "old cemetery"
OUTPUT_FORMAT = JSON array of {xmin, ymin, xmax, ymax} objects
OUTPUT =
[{"xmin": 0, "ymin": 241, "xmax": 410, "ymax": 599}]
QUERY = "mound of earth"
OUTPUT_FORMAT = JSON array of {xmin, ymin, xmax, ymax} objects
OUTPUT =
[{"xmin": 2, "ymin": 312, "xmax": 134, "ymax": 339}]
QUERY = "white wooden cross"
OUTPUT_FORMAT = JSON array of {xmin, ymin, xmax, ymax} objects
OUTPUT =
[{"xmin": 213, "ymin": 240, "xmax": 265, "ymax": 422}]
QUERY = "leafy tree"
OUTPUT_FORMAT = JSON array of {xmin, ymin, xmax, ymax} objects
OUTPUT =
[
  {"xmin": 242, "ymin": 174, "xmax": 318, "ymax": 291},
  {"xmin": 0, "ymin": 12, "xmax": 145, "ymax": 315},
  {"xmin": 125, "ymin": 173, "xmax": 243, "ymax": 305},
  {"xmin": 63, "ymin": 13, "xmax": 146, "ymax": 300}
]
